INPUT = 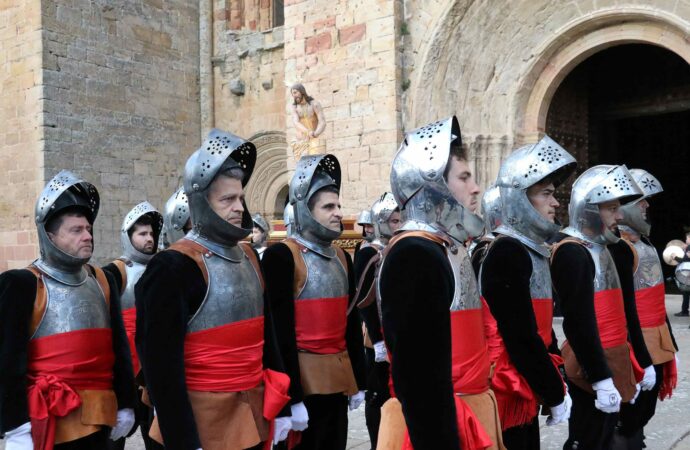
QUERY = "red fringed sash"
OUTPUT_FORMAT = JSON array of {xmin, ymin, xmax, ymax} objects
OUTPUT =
[
  {"xmin": 294, "ymin": 296, "xmax": 348, "ymax": 354},
  {"xmin": 635, "ymin": 284, "xmax": 666, "ymax": 328},
  {"xmin": 27, "ymin": 328, "xmax": 115, "ymax": 450},
  {"xmin": 121, "ymin": 307, "xmax": 139, "ymax": 375},
  {"xmin": 659, "ymin": 358, "xmax": 678, "ymax": 401}
]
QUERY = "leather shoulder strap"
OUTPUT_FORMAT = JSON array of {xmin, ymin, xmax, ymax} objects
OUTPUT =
[
  {"xmin": 284, "ymin": 239, "xmax": 308, "ymax": 299},
  {"xmin": 619, "ymin": 238, "xmax": 640, "ymax": 274},
  {"xmin": 26, "ymin": 266, "xmax": 46, "ymax": 336},
  {"xmin": 549, "ymin": 236, "xmax": 585, "ymax": 264},
  {"xmin": 88, "ymin": 265, "xmax": 111, "ymax": 309},
  {"xmin": 334, "ymin": 246, "xmax": 349, "ymax": 277},
  {"xmin": 169, "ymin": 239, "xmax": 209, "ymax": 286},
  {"xmin": 112, "ymin": 259, "xmax": 128, "ymax": 295},
  {"xmin": 354, "ymin": 249, "xmax": 381, "ymax": 309},
  {"xmin": 239, "ymin": 242, "xmax": 265, "ymax": 291},
  {"xmin": 385, "ymin": 230, "xmax": 449, "ymax": 258}
]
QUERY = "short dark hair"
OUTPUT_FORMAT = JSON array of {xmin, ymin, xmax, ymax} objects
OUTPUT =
[
  {"xmin": 45, "ymin": 206, "xmax": 89, "ymax": 234},
  {"xmin": 444, "ymin": 140, "xmax": 468, "ymax": 179},
  {"xmin": 215, "ymin": 166, "xmax": 245, "ymax": 182},
  {"xmin": 128, "ymin": 214, "xmax": 154, "ymax": 239},
  {"xmin": 308, "ymin": 185, "xmax": 339, "ymax": 211}
]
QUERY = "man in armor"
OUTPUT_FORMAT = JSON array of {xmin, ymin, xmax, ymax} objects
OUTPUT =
[
  {"xmin": 353, "ymin": 192, "xmax": 400, "ymax": 449},
  {"xmin": 135, "ymin": 129, "xmax": 291, "ymax": 450},
  {"xmin": 551, "ymin": 165, "xmax": 655, "ymax": 450},
  {"xmin": 159, "ymin": 187, "xmax": 191, "ymax": 250},
  {"xmin": 378, "ymin": 116, "xmax": 503, "ymax": 449},
  {"xmin": 479, "ymin": 137, "xmax": 575, "ymax": 448},
  {"xmin": 355, "ymin": 210, "xmax": 375, "ymax": 255},
  {"xmin": 470, "ymin": 185, "xmax": 501, "ymax": 274},
  {"xmin": 615, "ymin": 169, "xmax": 677, "ymax": 448},
  {"xmin": 251, "ymin": 213, "xmax": 270, "ymax": 259},
  {"xmin": 103, "ymin": 202, "xmax": 164, "ymax": 450},
  {"xmin": 262, "ymin": 154, "xmax": 366, "ymax": 450},
  {"xmin": 0, "ymin": 170, "xmax": 135, "ymax": 449}
]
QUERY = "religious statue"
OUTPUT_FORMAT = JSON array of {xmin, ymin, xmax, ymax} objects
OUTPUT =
[{"xmin": 290, "ymin": 83, "xmax": 326, "ymax": 160}]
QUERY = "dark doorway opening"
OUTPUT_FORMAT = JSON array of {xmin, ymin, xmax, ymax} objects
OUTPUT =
[{"xmin": 546, "ymin": 44, "xmax": 690, "ymax": 280}]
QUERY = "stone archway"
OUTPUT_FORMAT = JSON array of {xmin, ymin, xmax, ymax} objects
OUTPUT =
[
  {"xmin": 244, "ymin": 131, "xmax": 289, "ymax": 220},
  {"xmin": 514, "ymin": 8, "xmax": 690, "ymax": 142}
]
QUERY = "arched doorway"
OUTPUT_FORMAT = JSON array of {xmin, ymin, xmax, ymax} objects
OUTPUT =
[
  {"xmin": 244, "ymin": 131, "xmax": 289, "ymax": 220},
  {"xmin": 545, "ymin": 43, "xmax": 690, "ymax": 277}
]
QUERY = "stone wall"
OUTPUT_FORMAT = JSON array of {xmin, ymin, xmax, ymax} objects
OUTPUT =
[
  {"xmin": 40, "ymin": 0, "xmax": 201, "ymax": 262},
  {"xmin": 0, "ymin": 0, "xmax": 43, "ymax": 270},
  {"xmin": 283, "ymin": 0, "xmax": 402, "ymax": 215}
]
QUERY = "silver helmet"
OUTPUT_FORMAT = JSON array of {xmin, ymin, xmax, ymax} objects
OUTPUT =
[
  {"xmin": 390, "ymin": 116, "xmax": 483, "ymax": 243},
  {"xmin": 371, "ymin": 192, "xmax": 399, "ymax": 240},
  {"xmin": 35, "ymin": 170, "xmax": 100, "ymax": 274},
  {"xmin": 121, "ymin": 201, "xmax": 163, "ymax": 265},
  {"xmin": 252, "ymin": 213, "xmax": 270, "ymax": 245},
  {"xmin": 283, "ymin": 203, "xmax": 295, "ymax": 238},
  {"xmin": 619, "ymin": 169, "xmax": 663, "ymax": 237},
  {"xmin": 183, "ymin": 129, "xmax": 256, "ymax": 244},
  {"xmin": 357, "ymin": 210, "xmax": 374, "ymax": 241},
  {"xmin": 162, "ymin": 186, "xmax": 190, "ymax": 247},
  {"xmin": 495, "ymin": 136, "xmax": 576, "ymax": 243},
  {"xmin": 289, "ymin": 154, "xmax": 342, "ymax": 244},
  {"xmin": 563, "ymin": 165, "xmax": 643, "ymax": 245},
  {"xmin": 481, "ymin": 185, "xmax": 502, "ymax": 234}
]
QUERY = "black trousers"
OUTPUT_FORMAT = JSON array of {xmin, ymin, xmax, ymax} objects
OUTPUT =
[
  {"xmin": 293, "ymin": 393, "xmax": 349, "ymax": 450},
  {"xmin": 564, "ymin": 382, "xmax": 619, "ymax": 450},
  {"xmin": 107, "ymin": 388, "xmax": 164, "ymax": 450},
  {"xmin": 613, "ymin": 363, "xmax": 664, "ymax": 449},
  {"xmin": 55, "ymin": 429, "xmax": 109, "ymax": 449},
  {"xmin": 364, "ymin": 347, "xmax": 391, "ymax": 450},
  {"xmin": 502, "ymin": 416, "xmax": 540, "ymax": 449}
]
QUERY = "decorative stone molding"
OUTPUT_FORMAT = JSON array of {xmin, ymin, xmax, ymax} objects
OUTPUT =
[{"xmin": 245, "ymin": 130, "xmax": 289, "ymax": 219}]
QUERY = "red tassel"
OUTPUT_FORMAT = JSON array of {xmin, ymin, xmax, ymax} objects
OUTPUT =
[{"xmin": 659, "ymin": 358, "xmax": 678, "ymax": 401}]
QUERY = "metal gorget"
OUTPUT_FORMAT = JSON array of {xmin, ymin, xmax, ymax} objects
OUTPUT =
[
  {"xmin": 186, "ymin": 231, "xmax": 243, "ymax": 262},
  {"xmin": 187, "ymin": 246, "xmax": 263, "ymax": 333},
  {"xmin": 631, "ymin": 239, "xmax": 663, "ymax": 290},
  {"xmin": 32, "ymin": 270, "xmax": 110, "ymax": 339},
  {"xmin": 33, "ymin": 259, "xmax": 88, "ymax": 286},
  {"xmin": 293, "ymin": 234, "xmax": 336, "ymax": 259},
  {"xmin": 120, "ymin": 259, "xmax": 146, "ymax": 310},
  {"xmin": 494, "ymin": 225, "xmax": 550, "ymax": 257},
  {"xmin": 297, "ymin": 247, "xmax": 348, "ymax": 300}
]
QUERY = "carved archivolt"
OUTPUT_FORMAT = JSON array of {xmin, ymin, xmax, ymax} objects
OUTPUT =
[{"xmin": 245, "ymin": 131, "xmax": 289, "ymax": 219}]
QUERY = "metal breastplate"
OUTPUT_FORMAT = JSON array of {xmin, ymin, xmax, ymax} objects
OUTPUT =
[
  {"xmin": 121, "ymin": 260, "xmax": 146, "ymax": 310},
  {"xmin": 447, "ymin": 244, "xmax": 481, "ymax": 311},
  {"xmin": 527, "ymin": 249, "xmax": 553, "ymax": 300},
  {"xmin": 632, "ymin": 240, "xmax": 663, "ymax": 290},
  {"xmin": 297, "ymin": 249, "xmax": 348, "ymax": 300},
  {"xmin": 33, "ymin": 273, "xmax": 110, "ymax": 339},
  {"xmin": 187, "ymin": 251, "xmax": 264, "ymax": 333},
  {"xmin": 586, "ymin": 244, "xmax": 622, "ymax": 293}
]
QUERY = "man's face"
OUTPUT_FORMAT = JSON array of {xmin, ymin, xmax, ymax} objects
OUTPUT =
[
  {"xmin": 363, "ymin": 224, "xmax": 374, "ymax": 235},
  {"xmin": 291, "ymin": 89, "xmax": 304, "ymax": 103},
  {"xmin": 388, "ymin": 211, "xmax": 402, "ymax": 233},
  {"xmin": 527, "ymin": 181, "xmax": 559, "ymax": 223},
  {"xmin": 310, "ymin": 191, "xmax": 343, "ymax": 233},
  {"xmin": 48, "ymin": 214, "xmax": 93, "ymax": 259},
  {"xmin": 636, "ymin": 198, "xmax": 649, "ymax": 221},
  {"xmin": 599, "ymin": 199, "xmax": 623, "ymax": 233},
  {"xmin": 446, "ymin": 157, "xmax": 480, "ymax": 212},
  {"xmin": 207, "ymin": 176, "xmax": 245, "ymax": 227},
  {"xmin": 131, "ymin": 224, "xmax": 155, "ymax": 254},
  {"xmin": 252, "ymin": 226, "xmax": 266, "ymax": 244}
]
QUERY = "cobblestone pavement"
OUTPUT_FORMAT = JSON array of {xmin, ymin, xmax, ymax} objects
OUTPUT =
[{"xmin": 4, "ymin": 295, "xmax": 690, "ymax": 450}]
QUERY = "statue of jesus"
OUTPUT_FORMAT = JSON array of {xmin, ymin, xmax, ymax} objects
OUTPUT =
[{"xmin": 290, "ymin": 83, "xmax": 326, "ymax": 160}]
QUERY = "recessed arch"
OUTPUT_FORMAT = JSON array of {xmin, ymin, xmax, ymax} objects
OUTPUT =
[{"xmin": 244, "ymin": 130, "xmax": 289, "ymax": 220}]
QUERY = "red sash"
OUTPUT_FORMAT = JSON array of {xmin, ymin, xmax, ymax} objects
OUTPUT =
[
  {"xmin": 594, "ymin": 288, "xmax": 628, "ymax": 348},
  {"xmin": 27, "ymin": 328, "xmax": 115, "ymax": 450},
  {"xmin": 659, "ymin": 357, "xmax": 678, "ymax": 401},
  {"xmin": 184, "ymin": 317, "xmax": 265, "ymax": 392},
  {"xmin": 484, "ymin": 297, "xmax": 564, "ymax": 430},
  {"xmin": 121, "ymin": 307, "xmax": 139, "ymax": 375},
  {"xmin": 294, "ymin": 296, "xmax": 348, "ymax": 354},
  {"xmin": 635, "ymin": 284, "xmax": 666, "ymax": 328},
  {"xmin": 450, "ymin": 309, "xmax": 491, "ymax": 394}
]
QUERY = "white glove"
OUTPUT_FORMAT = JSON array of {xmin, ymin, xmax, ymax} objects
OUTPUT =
[
  {"xmin": 110, "ymin": 408, "xmax": 135, "ymax": 440},
  {"xmin": 629, "ymin": 383, "xmax": 641, "ymax": 404},
  {"xmin": 373, "ymin": 341, "xmax": 388, "ymax": 363},
  {"xmin": 546, "ymin": 392, "xmax": 572, "ymax": 426},
  {"xmin": 5, "ymin": 422, "xmax": 33, "ymax": 450},
  {"xmin": 640, "ymin": 365, "xmax": 656, "ymax": 391},
  {"xmin": 592, "ymin": 378, "xmax": 622, "ymax": 413},
  {"xmin": 290, "ymin": 402, "xmax": 309, "ymax": 431},
  {"xmin": 349, "ymin": 390, "xmax": 366, "ymax": 411},
  {"xmin": 273, "ymin": 417, "xmax": 292, "ymax": 444}
]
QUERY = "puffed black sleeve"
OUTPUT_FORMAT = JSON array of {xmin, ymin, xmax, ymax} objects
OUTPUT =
[
  {"xmin": 135, "ymin": 250, "xmax": 206, "ymax": 450},
  {"xmin": 609, "ymin": 241, "xmax": 653, "ymax": 368},
  {"xmin": 551, "ymin": 242, "xmax": 612, "ymax": 383},
  {"xmin": 481, "ymin": 238, "xmax": 565, "ymax": 406},
  {"xmin": 344, "ymin": 251, "xmax": 366, "ymax": 390},
  {"xmin": 380, "ymin": 237, "xmax": 460, "ymax": 450},
  {"xmin": 262, "ymin": 243, "xmax": 304, "ymax": 404},
  {"xmin": 102, "ymin": 262, "xmax": 125, "ymax": 295},
  {"xmin": 354, "ymin": 246, "xmax": 383, "ymax": 343},
  {"xmin": 0, "ymin": 270, "xmax": 36, "ymax": 433},
  {"xmin": 103, "ymin": 269, "xmax": 136, "ymax": 410}
]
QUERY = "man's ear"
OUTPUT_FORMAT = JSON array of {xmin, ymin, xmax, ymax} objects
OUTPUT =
[{"xmin": 46, "ymin": 231, "xmax": 56, "ymax": 242}]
